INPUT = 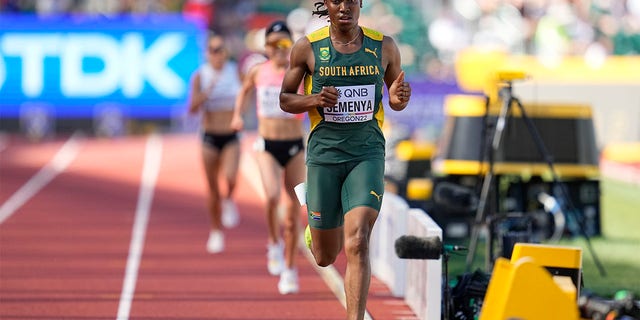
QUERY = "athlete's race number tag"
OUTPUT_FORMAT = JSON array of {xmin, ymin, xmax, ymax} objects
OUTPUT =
[
  {"xmin": 324, "ymin": 84, "xmax": 375, "ymax": 123},
  {"xmin": 257, "ymin": 86, "xmax": 294, "ymax": 118}
]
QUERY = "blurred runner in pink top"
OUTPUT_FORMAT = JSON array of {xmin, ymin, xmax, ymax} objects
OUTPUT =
[{"xmin": 232, "ymin": 21, "xmax": 305, "ymax": 295}]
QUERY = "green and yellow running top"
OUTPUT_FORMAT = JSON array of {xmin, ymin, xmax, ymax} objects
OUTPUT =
[{"xmin": 304, "ymin": 26, "xmax": 386, "ymax": 165}]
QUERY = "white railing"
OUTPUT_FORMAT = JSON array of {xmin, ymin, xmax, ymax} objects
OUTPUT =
[{"xmin": 371, "ymin": 192, "xmax": 442, "ymax": 320}]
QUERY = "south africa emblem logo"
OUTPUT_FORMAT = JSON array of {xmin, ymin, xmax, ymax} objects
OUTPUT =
[{"xmin": 319, "ymin": 47, "xmax": 330, "ymax": 61}]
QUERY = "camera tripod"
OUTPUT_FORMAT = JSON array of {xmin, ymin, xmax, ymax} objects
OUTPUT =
[{"xmin": 464, "ymin": 71, "xmax": 606, "ymax": 276}]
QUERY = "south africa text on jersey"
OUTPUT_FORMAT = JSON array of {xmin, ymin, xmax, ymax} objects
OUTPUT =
[{"xmin": 318, "ymin": 65, "xmax": 380, "ymax": 77}]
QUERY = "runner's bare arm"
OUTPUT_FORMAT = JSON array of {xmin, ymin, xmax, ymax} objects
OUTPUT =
[
  {"xmin": 188, "ymin": 73, "xmax": 202, "ymax": 114},
  {"xmin": 188, "ymin": 72, "xmax": 213, "ymax": 114},
  {"xmin": 231, "ymin": 64, "xmax": 259, "ymax": 130},
  {"xmin": 280, "ymin": 38, "xmax": 338, "ymax": 114},
  {"xmin": 382, "ymin": 36, "xmax": 411, "ymax": 111}
]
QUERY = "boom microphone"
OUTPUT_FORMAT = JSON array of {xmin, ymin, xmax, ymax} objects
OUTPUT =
[
  {"xmin": 395, "ymin": 235, "xmax": 442, "ymax": 259},
  {"xmin": 394, "ymin": 235, "xmax": 467, "ymax": 260}
]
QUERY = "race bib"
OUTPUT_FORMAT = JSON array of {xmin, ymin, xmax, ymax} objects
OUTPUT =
[
  {"xmin": 257, "ymin": 86, "xmax": 293, "ymax": 118},
  {"xmin": 324, "ymin": 84, "xmax": 375, "ymax": 123}
]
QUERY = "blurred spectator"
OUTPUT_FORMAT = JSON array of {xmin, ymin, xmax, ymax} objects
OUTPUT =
[
  {"xmin": 1, "ymin": 0, "xmax": 34, "ymax": 12},
  {"xmin": 35, "ymin": 0, "xmax": 74, "ymax": 14},
  {"xmin": 183, "ymin": 0, "xmax": 214, "ymax": 27},
  {"xmin": 1, "ymin": 0, "xmax": 638, "ymax": 78}
]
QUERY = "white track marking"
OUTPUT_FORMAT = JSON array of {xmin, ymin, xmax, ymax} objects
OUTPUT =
[
  {"xmin": 0, "ymin": 133, "xmax": 82, "ymax": 225},
  {"xmin": 117, "ymin": 134, "xmax": 163, "ymax": 320}
]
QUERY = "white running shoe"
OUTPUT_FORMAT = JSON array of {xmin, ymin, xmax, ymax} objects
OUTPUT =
[
  {"xmin": 278, "ymin": 268, "xmax": 299, "ymax": 295},
  {"xmin": 267, "ymin": 241, "xmax": 285, "ymax": 276},
  {"xmin": 222, "ymin": 199, "xmax": 240, "ymax": 228},
  {"xmin": 206, "ymin": 230, "xmax": 224, "ymax": 254}
]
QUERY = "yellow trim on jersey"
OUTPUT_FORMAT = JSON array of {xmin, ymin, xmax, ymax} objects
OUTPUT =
[
  {"xmin": 308, "ymin": 108, "xmax": 323, "ymax": 132},
  {"xmin": 304, "ymin": 74, "xmax": 323, "ymax": 132},
  {"xmin": 361, "ymin": 26, "xmax": 383, "ymax": 41},
  {"xmin": 307, "ymin": 26, "xmax": 330, "ymax": 43},
  {"xmin": 307, "ymin": 26, "xmax": 383, "ymax": 43},
  {"xmin": 375, "ymin": 101, "xmax": 384, "ymax": 129},
  {"xmin": 304, "ymin": 74, "xmax": 313, "ymax": 95}
]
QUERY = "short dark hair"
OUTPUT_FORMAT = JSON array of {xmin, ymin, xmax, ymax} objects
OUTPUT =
[
  {"xmin": 312, "ymin": 2, "xmax": 329, "ymax": 18},
  {"xmin": 265, "ymin": 20, "xmax": 291, "ymax": 37},
  {"xmin": 312, "ymin": 1, "xmax": 362, "ymax": 18}
]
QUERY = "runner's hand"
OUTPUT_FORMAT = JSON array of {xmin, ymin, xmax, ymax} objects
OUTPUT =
[
  {"xmin": 317, "ymin": 86, "xmax": 339, "ymax": 108},
  {"xmin": 389, "ymin": 71, "xmax": 411, "ymax": 110},
  {"xmin": 230, "ymin": 114, "xmax": 244, "ymax": 131}
]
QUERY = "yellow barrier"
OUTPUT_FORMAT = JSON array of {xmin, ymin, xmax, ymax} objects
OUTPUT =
[
  {"xmin": 480, "ymin": 257, "xmax": 580, "ymax": 320},
  {"xmin": 480, "ymin": 243, "xmax": 583, "ymax": 320}
]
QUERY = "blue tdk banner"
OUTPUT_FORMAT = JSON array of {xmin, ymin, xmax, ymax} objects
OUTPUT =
[{"xmin": 0, "ymin": 14, "xmax": 205, "ymax": 118}]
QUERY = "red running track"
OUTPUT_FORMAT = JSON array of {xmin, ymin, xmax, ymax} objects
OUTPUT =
[{"xmin": 0, "ymin": 132, "xmax": 419, "ymax": 320}]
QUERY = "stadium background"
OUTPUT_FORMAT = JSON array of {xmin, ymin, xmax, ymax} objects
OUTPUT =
[
  {"xmin": 1, "ymin": 0, "xmax": 639, "ymax": 314},
  {"xmin": 2, "ymin": 0, "xmax": 639, "ymax": 145}
]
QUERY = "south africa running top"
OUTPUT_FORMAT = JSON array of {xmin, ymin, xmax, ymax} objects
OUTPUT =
[{"xmin": 304, "ymin": 26, "xmax": 386, "ymax": 165}]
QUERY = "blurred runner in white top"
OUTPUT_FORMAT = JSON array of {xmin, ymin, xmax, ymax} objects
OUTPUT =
[{"xmin": 188, "ymin": 34, "xmax": 241, "ymax": 254}]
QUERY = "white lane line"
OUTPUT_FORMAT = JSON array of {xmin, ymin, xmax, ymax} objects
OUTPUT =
[
  {"xmin": 240, "ymin": 133, "xmax": 372, "ymax": 320},
  {"xmin": 0, "ymin": 132, "xmax": 83, "ymax": 225},
  {"xmin": 117, "ymin": 134, "xmax": 163, "ymax": 320}
]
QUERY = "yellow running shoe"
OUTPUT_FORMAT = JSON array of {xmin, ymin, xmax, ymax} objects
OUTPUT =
[{"xmin": 304, "ymin": 225, "xmax": 312, "ymax": 250}]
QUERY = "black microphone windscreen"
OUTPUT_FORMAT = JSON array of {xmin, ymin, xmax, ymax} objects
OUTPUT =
[{"xmin": 394, "ymin": 235, "xmax": 443, "ymax": 260}]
